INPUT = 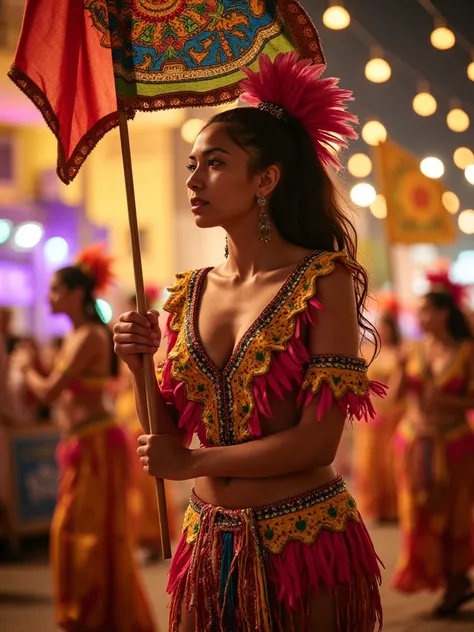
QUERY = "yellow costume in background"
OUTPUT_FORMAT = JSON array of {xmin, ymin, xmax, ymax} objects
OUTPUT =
[
  {"xmin": 115, "ymin": 373, "xmax": 178, "ymax": 554},
  {"xmin": 353, "ymin": 347, "xmax": 404, "ymax": 521},
  {"xmin": 51, "ymin": 416, "xmax": 156, "ymax": 632},
  {"xmin": 391, "ymin": 341, "xmax": 474, "ymax": 592}
]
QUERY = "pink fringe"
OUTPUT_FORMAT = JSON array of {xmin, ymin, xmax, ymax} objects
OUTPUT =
[
  {"xmin": 167, "ymin": 516, "xmax": 383, "ymax": 632},
  {"xmin": 160, "ymin": 296, "xmax": 323, "ymax": 445},
  {"xmin": 297, "ymin": 380, "xmax": 387, "ymax": 423}
]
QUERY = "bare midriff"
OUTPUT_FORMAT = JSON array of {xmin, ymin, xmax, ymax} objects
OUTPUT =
[
  {"xmin": 193, "ymin": 390, "xmax": 338, "ymax": 509},
  {"xmin": 55, "ymin": 387, "xmax": 111, "ymax": 435}
]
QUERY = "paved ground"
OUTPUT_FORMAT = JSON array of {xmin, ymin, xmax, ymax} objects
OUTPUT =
[{"xmin": 0, "ymin": 520, "xmax": 473, "ymax": 632}]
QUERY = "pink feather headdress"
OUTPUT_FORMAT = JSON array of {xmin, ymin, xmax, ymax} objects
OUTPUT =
[
  {"xmin": 240, "ymin": 52, "xmax": 358, "ymax": 170},
  {"xmin": 426, "ymin": 271, "xmax": 467, "ymax": 307}
]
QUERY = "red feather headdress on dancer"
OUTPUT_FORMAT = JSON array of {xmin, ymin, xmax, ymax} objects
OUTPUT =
[
  {"xmin": 75, "ymin": 244, "xmax": 114, "ymax": 293},
  {"xmin": 378, "ymin": 291, "xmax": 400, "ymax": 321},
  {"xmin": 239, "ymin": 52, "xmax": 358, "ymax": 170},
  {"xmin": 425, "ymin": 270, "xmax": 467, "ymax": 308}
]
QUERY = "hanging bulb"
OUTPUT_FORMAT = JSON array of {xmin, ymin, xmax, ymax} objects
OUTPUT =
[
  {"xmin": 361, "ymin": 120, "xmax": 387, "ymax": 146},
  {"xmin": 453, "ymin": 147, "xmax": 474, "ymax": 170},
  {"xmin": 322, "ymin": 2, "xmax": 350, "ymax": 30},
  {"xmin": 468, "ymin": 58, "xmax": 474, "ymax": 81},
  {"xmin": 412, "ymin": 82, "xmax": 437, "ymax": 117},
  {"xmin": 420, "ymin": 157, "xmax": 444, "ymax": 179},
  {"xmin": 446, "ymin": 106, "xmax": 470, "ymax": 133},
  {"xmin": 442, "ymin": 191, "xmax": 460, "ymax": 215},
  {"xmin": 350, "ymin": 183, "xmax": 376, "ymax": 207},
  {"xmin": 347, "ymin": 153, "xmax": 372, "ymax": 178},
  {"xmin": 430, "ymin": 19, "xmax": 455, "ymax": 50},
  {"xmin": 458, "ymin": 210, "xmax": 474, "ymax": 234},
  {"xmin": 465, "ymin": 165, "xmax": 474, "ymax": 185},
  {"xmin": 365, "ymin": 46, "xmax": 391, "ymax": 83}
]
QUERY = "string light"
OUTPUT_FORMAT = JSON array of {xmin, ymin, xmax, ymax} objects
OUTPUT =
[
  {"xmin": 322, "ymin": 2, "xmax": 350, "ymax": 30},
  {"xmin": 420, "ymin": 157, "xmax": 444, "ymax": 179},
  {"xmin": 361, "ymin": 121, "xmax": 387, "ymax": 146},
  {"xmin": 412, "ymin": 83, "xmax": 437, "ymax": 117},
  {"xmin": 365, "ymin": 47, "xmax": 391, "ymax": 83},
  {"xmin": 347, "ymin": 153, "xmax": 372, "ymax": 178},
  {"xmin": 468, "ymin": 60, "xmax": 474, "ymax": 81},
  {"xmin": 465, "ymin": 164, "xmax": 474, "ymax": 185},
  {"xmin": 446, "ymin": 107, "xmax": 470, "ymax": 133},
  {"xmin": 458, "ymin": 210, "xmax": 474, "ymax": 235},
  {"xmin": 0, "ymin": 219, "xmax": 12, "ymax": 244},
  {"xmin": 430, "ymin": 19, "xmax": 455, "ymax": 50},
  {"xmin": 369, "ymin": 194, "xmax": 388, "ymax": 219},
  {"xmin": 442, "ymin": 191, "xmax": 460, "ymax": 215},
  {"xmin": 13, "ymin": 222, "xmax": 44, "ymax": 250},
  {"xmin": 453, "ymin": 147, "xmax": 474, "ymax": 170},
  {"xmin": 350, "ymin": 183, "xmax": 376, "ymax": 207}
]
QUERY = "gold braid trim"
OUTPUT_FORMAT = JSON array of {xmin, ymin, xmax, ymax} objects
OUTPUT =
[
  {"xmin": 182, "ymin": 488, "xmax": 360, "ymax": 555},
  {"xmin": 301, "ymin": 356, "xmax": 371, "ymax": 399},
  {"xmin": 230, "ymin": 250, "xmax": 361, "ymax": 442}
]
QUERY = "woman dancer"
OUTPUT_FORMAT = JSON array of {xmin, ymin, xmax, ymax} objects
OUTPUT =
[
  {"xmin": 114, "ymin": 53, "xmax": 385, "ymax": 631},
  {"xmin": 391, "ymin": 272, "xmax": 474, "ymax": 616},
  {"xmin": 354, "ymin": 294, "xmax": 404, "ymax": 522},
  {"xmin": 14, "ymin": 245, "xmax": 156, "ymax": 632}
]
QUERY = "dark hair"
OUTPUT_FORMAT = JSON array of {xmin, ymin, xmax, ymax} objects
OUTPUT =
[
  {"xmin": 56, "ymin": 266, "xmax": 118, "ymax": 376},
  {"xmin": 425, "ymin": 291, "xmax": 473, "ymax": 341},
  {"xmin": 204, "ymin": 107, "xmax": 379, "ymax": 356},
  {"xmin": 381, "ymin": 313, "xmax": 401, "ymax": 346}
]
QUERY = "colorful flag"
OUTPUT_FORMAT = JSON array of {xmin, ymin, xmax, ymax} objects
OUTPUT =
[
  {"xmin": 8, "ymin": 0, "xmax": 324, "ymax": 184},
  {"xmin": 375, "ymin": 138, "xmax": 456, "ymax": 244}
]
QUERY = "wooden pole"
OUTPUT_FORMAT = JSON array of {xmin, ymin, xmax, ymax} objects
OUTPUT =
[{"xmin": 117, "ymin": 108, "xmax": 171, "ymax": 560}]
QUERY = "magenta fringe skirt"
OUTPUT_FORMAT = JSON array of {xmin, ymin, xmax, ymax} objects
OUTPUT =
[{"xmin": 167, "ymin": 476, "xmax": 383, "ymax": 631}]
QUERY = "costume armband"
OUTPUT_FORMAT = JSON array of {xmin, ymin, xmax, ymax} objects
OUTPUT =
[{"xmin": 297, "ymin": 354, "xmax": 387, "ymax": 422}]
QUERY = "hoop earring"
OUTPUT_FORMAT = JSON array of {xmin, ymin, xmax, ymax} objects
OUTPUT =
[
  {"xmin": 224, "ymin": 235, "xmax": 229, "ymax": 259},
  {"xmin": 257, "ymin": 195, "xmax": 272, "ymax": 243}
]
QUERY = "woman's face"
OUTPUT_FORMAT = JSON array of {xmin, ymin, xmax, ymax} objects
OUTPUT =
[
  {"xmin": 186, "ymin": 122, "xmax": 263, "ymax": 230},
  {"xmin": 48, "ymin": 274, "xmax": 76, "ymax": 314},
  {"xmin": 418, "ymin": 296, "xmax": 447, "ymax": 334}
]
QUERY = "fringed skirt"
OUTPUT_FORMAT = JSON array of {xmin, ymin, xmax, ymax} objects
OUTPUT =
[
  {"xmin": 391, "ymin": 419, "xmax": 474, "ymax": 593},
  {"xmin": 167, "ymin": 476, "xmax": 383, "ymax": 631},
  {"xmin": 51, "ymin": 417, "xmax": 156, "ymax": 632}
]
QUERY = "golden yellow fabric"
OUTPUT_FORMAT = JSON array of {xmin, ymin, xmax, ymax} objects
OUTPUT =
[
  {"xmin": 162, "ymin": 250, "xmax": 360, "ymax": 446},
  {"xmin": 51, "ymin": 418, "xmax": 156, "ymax": 632},
  {"xmin": 406, "ymin": 340, "xmax": 472, "ymax": 389},
  {"xmin": 183, "ymin": 487, "xmax": 360, "ymax": 555},
  {"xmin": 301, "ymin": 365, "xmax": 372, "ymax": 399}
]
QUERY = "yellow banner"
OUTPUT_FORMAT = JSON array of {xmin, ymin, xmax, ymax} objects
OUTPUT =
[{"xmin": 375, "ymin": 139, "xmax": 456, "ymax": 244}]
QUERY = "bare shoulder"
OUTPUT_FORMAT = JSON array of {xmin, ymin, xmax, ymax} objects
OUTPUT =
[
  {"xmin": 318, "ymin": 260, "xmax": 356, "ymax": 299},
  {"xmin": 71, "ymin": 323, "xmax": 108, "ymax": 347},
  {"xmin": 311, "ymin": 261, "xmax": 358, "ymax": 355}
]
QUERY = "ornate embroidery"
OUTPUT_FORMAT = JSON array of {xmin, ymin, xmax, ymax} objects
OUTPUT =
[
  {"xmin": 164, "ymin": 271, "xmax": 193, "ymax": 333},
  {"xmin": 301, "ymin": 355, "xmax": 371, "ymax": 399},
  {"xmin": 183, "ymin": 477, "xmax": 361, "ymax": 555},
  {"xmin": 163, "ymin": 250, "xmax": 362, "ymax": 445}
]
